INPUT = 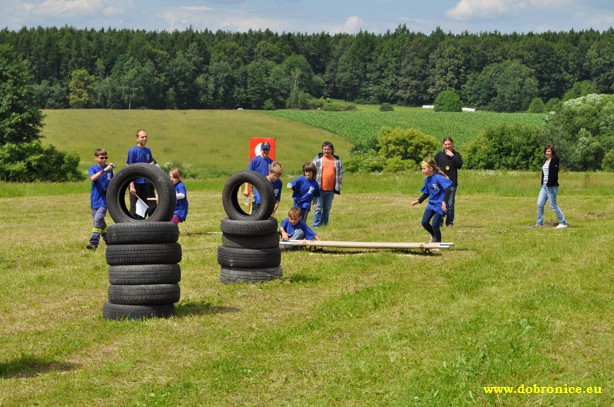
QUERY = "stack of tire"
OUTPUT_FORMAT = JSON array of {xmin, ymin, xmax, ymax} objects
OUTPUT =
[
  {"xmin": 218, "ymin": 171, "xmax": 282, "ymax": 283},
  {"xmin": 102, "ymin": 163, "xmax": 182, "ymax": 320}
]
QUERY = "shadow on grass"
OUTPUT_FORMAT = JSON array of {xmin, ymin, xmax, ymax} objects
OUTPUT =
[
  {"xmin": 175, "ymin": 301, "xmax": 240, "ymax": 316},
  {"xmin": 302, "ymin": 248, "xmax": 438, "ymax": 256},
  {"xmin": 0, "ymin": 355, "xmax": 78, "ymax": 379},
  {"xmin": 287, "ymin": 274, "xmax": 321, "ymax": 283}
]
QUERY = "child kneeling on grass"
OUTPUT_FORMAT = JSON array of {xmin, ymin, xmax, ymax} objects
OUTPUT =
[{"xmin": 279, "ymin": 207, "xmax": 319, "ymax": 250}]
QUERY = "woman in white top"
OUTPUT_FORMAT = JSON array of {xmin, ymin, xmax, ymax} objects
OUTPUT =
[{"xmin": 534, "ymin": 144, "xmax": 568, "ymax": 228}]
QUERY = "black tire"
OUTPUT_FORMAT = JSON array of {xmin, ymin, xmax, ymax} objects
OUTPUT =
[
  {"xmin": 102, "ymin": 301, "xmax": 175, "ymax": 320},
  {"xmin": 106, "ymin": 222, "xmax": 179, "ymax": 245},
  {"xmin": 220, "ymin": 217, "xmax": 278, "ymax": 236},
  {"xmin": 108, "ymin": 284, "xmax": 180, "ymax": 305},
  {"xmin": 217, "ymin": 246, "xmax": 281, "ymax": 268},
  {"xmin": 106, "ymin": 163, "xmax": 176, "ymax": 223},
  {"xmin": 108, "ymin": 264, "xmax": 181, "ymax": 285},
  {"xmin": 220, "ymin": 265, "xmax": 282, "ymax": 284},
  {"xmin": 222, "ymin": 171, "xmax": 275, "ymax": 220},
  {"xmin": 106, "ymin": 243, "xmax": 182, "ymax": 266},
  {"xmin": 222, "ymin": 232, "xmax": 280, "ymax": 249}
]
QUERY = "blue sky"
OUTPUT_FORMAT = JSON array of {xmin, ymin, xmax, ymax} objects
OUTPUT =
[{"xmin": 1, "ymin": 0, "xmax": 613, "ymax": 34}]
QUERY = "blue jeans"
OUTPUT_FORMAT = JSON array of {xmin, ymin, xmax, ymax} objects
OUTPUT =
[
  {"xmin": 444, "ymin": 185, "xmax": 457, "ymax": 226},
  {"xmin": 312, "ymin": 190, "xmax": 335, "ymax": 228},
  {"xmin": 536, "ymin": 185, "xmax": 566, "ymax": 225},
  {"xmin": 421, "ymin": 208, "xmax": 443, "ymax": 242}
]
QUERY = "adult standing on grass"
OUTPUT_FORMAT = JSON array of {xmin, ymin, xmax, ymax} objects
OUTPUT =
[
  {"xmin": 243, "ymin": 141, "xmax": 273, "ymax": 199},
  {"xmin": 312, "ymin": 141, "xmax": 343, "ymax": 228},
  {"xmin": 87, "ymin": 148, "xmax": 114, "ymax": 251},
  {"xmin": 435, "ymin": 136, "xmax": 463, "ymax": 227},
  {"xmin": 534, "ymin": 144, "xmax": 568, "ymax": 228},
  {"xmin": 127, "ymin": 128, "xmax": 157, "ymax": 218}
]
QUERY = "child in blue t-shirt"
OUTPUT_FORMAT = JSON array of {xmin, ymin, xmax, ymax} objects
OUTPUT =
[
  {"xmin": 280, "ymin": 207, "xmax": 319, "ymax": 249},
  {"xmin": 287, "ymin": 161, "xmax": 320, "ymax": 223},
  {"xmin": 411, "ymin": 158, "xmax": 453, "ymax": 243},
  {"xmin": 87, "ymin": 148, "xmax": 114, "ymax": 251},
  {"xmin": 169, "ymin": 168, "xmax": 188, "ymax": 224},
  {"xmin": 252, "ymin": 161, "xmax": 283, "ymax": 217}
]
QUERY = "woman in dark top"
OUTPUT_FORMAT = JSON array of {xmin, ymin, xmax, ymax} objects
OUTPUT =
[{"xmin": 534, "ymin": 144, "xmax": 568, "ymax": 228}]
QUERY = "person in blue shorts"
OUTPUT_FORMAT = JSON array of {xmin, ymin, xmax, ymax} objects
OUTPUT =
[
  {"xmin": 252, "ymin": 161, "xmax": 283, "ymax": 217},
  {"xmin": 126, "ymin": 128, "xmax": 157, "ymax": 218},
  {"xmin": 280, "ymin": 207, "xmax": 319, "ymax": 249},
  {"xmin": 87, "ymin": 148, "xmax": 115, "ymax": 251},
  {"xmin": 411, "ymin": 157, "xmax": 453, "ymax": 244},
  {"xmin": 169, "ymin": 168, "xmax": 188, "ymax": 224},
  {"xmin": 287, "ymin": 161, "xmax": 320, "ymax": 223}
]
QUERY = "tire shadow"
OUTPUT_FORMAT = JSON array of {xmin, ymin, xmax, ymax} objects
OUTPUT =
[
  {"xmin": 0, "ymin": 356, "xmax": 77, "ymax": 379},
  {"xmin": 175, "ymin": 301, "xmax": 240, "ymax": 316}
]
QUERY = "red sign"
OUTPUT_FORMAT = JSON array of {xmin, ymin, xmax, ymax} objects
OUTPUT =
[{"xmin": 249, "ymin": 138, "xmax": 276, "ymax": 161}]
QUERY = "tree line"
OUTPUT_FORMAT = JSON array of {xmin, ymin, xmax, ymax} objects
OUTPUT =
[{"xmin": 1, "ymin": 25, "xmax": 612, "ymax": 112}]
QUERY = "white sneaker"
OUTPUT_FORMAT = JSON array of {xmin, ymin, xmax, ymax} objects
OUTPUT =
[{"xmin": 555, "ymin": 223, "xmax": 568, "ymax": 229}]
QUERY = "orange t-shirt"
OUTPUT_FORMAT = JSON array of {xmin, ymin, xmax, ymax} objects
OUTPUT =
[{"xmin": 320, "ymin": 155, "xmax": 336, "ymax": 191}]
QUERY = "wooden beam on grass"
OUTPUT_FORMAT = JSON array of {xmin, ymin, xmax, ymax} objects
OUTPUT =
[{"xmin": 279, "ymin": 240, "xmax": 453, "ymax": 249}]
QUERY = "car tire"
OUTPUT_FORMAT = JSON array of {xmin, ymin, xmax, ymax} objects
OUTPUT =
[
  {"xmin": 106, "ymin": 222, "xmax": 179, "ymax": 245},
  {"xmin": 217, "ymin": 246, "xmax": 281, "ymax": 268},
  {"xmin": 102, "ymin": 301, "xmax": 175, "ymax": 320},
  {"xmin": 106, "ymin": 163, "xmax": 176, "ymax": 223},
  {"xmin": 220, "ymin": 217, "xmax": 278, "ymax": 236},
  {"xmin": 108, "ymin": 284, "xmax": 180, "ymax": 305},
  {"xmin": 222, "ymin": 171, "xmax": 275, "ymax": 220},
  {"xmin": 108, "ymin": 264, "xmax": 181, "ymax": 285},
  {"xmin": 220, "ymin": 265, "xmax": 282, "ymax": 284},
  {"xmin": 106, "ymin": 243, "xmax": 182, "ymax": 266},
  {"xmin": 222, "ymin": 232, "xmax": 279, "ymax": 249}
]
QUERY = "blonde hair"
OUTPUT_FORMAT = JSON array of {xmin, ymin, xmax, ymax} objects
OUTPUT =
[
  {"xmin": 169, "ymin": 168, "xmax": 183, "ymax": 180},
  {"xmin": 269, "ymin": 161, "xmax": 283, "ymax": 175},
  {"xmin": 288, "ymin": 207, "xmax": 300, "ymax": 218},
  {"xmin": 421, "ymin": 157, "xmax": 448, "ymax": 178}
]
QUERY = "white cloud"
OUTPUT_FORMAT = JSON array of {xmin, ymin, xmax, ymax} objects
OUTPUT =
[
  {"xmin": 329, "ymin": 16, "xmax": 365, "ymax": 34},
  {"xmin": 20, "ymin": 0, "xmax": 127, "ymax": 18},
  {"xmin": 446, "ymin": 0, "xmax": 569, "ymax": 20}
]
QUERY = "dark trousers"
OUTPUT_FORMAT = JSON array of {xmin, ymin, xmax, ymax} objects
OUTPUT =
[
  {"xmin": 421, "ymin": 208, "xmax": 443, "ymax": 242},
  {"xmin": 130, "ymin": 182, "xmax": 157, "ymax": 219}
]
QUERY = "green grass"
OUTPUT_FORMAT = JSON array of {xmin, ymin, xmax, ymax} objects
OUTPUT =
[
  {"xmin": 40, "ymin": 109, "xmax": 353, "ymax": 177},
  {"xmin": 267, "ymin": 108, "xmax": 547, "ymax": 147},
  {"xmin": 1, "ymin": 170, "xmax": 612, "ymax": 406}
]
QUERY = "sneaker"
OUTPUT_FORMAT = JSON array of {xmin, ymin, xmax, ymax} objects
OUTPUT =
[
  {"xmin": 555, "ymin": 223, "xmax": 568, "ymax": 229},
  {"xmin": 86, "ymin": 244, "xmax": 97, "ymax": 251}
]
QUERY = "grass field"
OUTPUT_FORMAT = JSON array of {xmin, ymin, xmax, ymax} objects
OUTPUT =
[{"xmin": 1, "ymin": 110, "xmax": 612, "ymax": 405}]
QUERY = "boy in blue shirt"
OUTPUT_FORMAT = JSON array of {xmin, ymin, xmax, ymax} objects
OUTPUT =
[
  {"xmin": 87, "ymin": 148, "xmax": 115, "ymax": 251},
  {"xmin": 287, "ymin": 161, "xmax": 320, "ymax": 223},
  {"xmin": 252, "ymin": 161, "xmax": 283, "ymax": 217},
  {"xmin": 280, "ymin": 207, "xmax": 319, "ymax": 249},
  {"xmin": 169, "ymin": 168, "xmax": 188, "ymax": 224}
]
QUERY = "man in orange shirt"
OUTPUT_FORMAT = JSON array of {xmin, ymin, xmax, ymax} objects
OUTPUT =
[{"xmin": 312, "ymin": 141, "xmax": 343, "ymax": 228}]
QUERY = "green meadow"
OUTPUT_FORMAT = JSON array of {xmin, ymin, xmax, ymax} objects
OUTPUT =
[{"xmin": 0, "ymin": 110, "xmax": 612, "ymax": 406}]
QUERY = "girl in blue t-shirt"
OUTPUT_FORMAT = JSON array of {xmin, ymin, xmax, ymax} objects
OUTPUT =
[
  {"xmin": 411, "ymin": 158, "xmax": 453, "ymax": 243},
  {"xmin": 169, "ymin": 168, "xmax": 188, "ymax": 224}
]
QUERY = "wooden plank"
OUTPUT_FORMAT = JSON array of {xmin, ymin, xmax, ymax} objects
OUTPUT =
[{"xmin": 278, "ymin": 240, "xmax": 453, "ymax": 249}]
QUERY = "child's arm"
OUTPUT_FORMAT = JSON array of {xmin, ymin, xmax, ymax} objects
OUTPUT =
[
  {"xmin": 411, "ymin": 193, "xmax": 429, "ymax": 206},
  {"xmin": 279, "ymin": 225, "xmax": 289, "ymax": 241}
]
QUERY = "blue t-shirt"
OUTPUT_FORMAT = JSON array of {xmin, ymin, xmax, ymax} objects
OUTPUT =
[
  {"xmin": 289, "ymin": 176, "xmax": 320, "ymax": 210},
  {"xmin": 420, "ymin": 173, "xmax": 453, "ymax": 216},
  {"xmin": 127, "ymin": 145, "xmax": 155, "ymax": 184},
  {"xmin": 280, "ymin": 218, "xmax": 317, "ymax": 240},
  {"xmin": 173, "ymin": 181, "xmax": 188, "ymax": 221},
  {"xmin": 248, "ymin": 155, "xmax": 273, "ymax": 177},
  {"xmin": 89, "ymin": 164, "xmax": 113, "ymax": 209},
  {"xmin": 254, "ymin": 178, "xmax": 282, "ymax": 205}
]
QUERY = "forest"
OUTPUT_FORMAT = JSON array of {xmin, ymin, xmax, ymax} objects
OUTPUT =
[{"xmin": 1, "ymin": 25, "xmax": 612, "ymax": 111}]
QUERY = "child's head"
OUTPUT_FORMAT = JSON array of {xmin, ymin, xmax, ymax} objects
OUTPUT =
[
  {"xmin": 169, "ymin": 168, "xmax": 183, "ymax": 184},
  {"xmin": 420, "ymin": 157, "xmax": 437, "ymax": 175},
  {"xmin": 94, "ymin": 148, "xmax": 108, "ymax": 165},
  {"xmin": 302, "ymin": 161, "xmax": 317, "ymax": 179},
  {"xmin": 287, "ymin": 207, "xmax": 301, "ymax": 225},
  {"xmin": 268, "ymin": 161, "xmax": 283, "ymax": 182}
]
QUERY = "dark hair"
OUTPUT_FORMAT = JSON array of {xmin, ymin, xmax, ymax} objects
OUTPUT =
[
  {"xmin": 544, "ymin": 144, "xmax": 557, "ymax": 156},
  {"xmin": 303, "ymin": 161, "xmax": 317, "ymax": 175},
  {"xmin": 442, "ymin": 136, "xmax": 454, "ymax": 144},
  {"xmin": 322, "ymin": 141, "xmax": 334, "ymax": 153}
]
